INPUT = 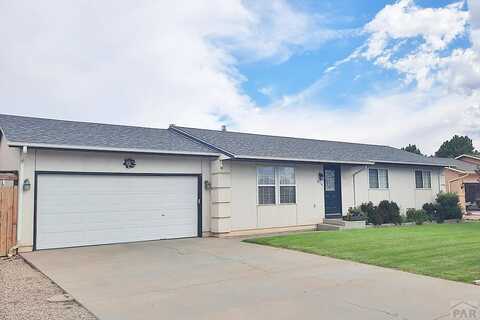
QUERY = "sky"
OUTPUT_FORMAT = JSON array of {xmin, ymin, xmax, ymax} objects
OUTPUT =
[{"xmin": 0, "ymin": 0, "xmax": 479, "ymax": 154}]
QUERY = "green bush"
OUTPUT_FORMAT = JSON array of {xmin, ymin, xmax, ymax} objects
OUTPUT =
[
  {"xmin": 435, "ymin": 192, "xmax": 463, "ymax": 222},
  {"xmin": 377, "ymin": 200, "xmax": 402, "ymax": 225},
  {"xmin": 422, "ymin": 203, "xmax": 437, "ymax": 221},
  {"xmin": 408, "ymin": 209, "xmax": 429, "ymax": 225},
  {"xmin": 406, "ymin": 208, "xmax": 416, "ymax": 222},
  {"xmin": 360, "ymin": 202, "xmax": 379, "ymax": 225},
  {"xmin": 344, "ymin": 207, "xmax": 366, "ymax": 221}
]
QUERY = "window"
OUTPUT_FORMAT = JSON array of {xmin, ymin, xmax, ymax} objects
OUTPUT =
[
  {"xmin": 415, "ymin": 170, "xmax": 431, "ymax": 189},
  {"xmin": 369, "ymin": 169, "xmax": 389, "ymax": 189},
  {"xmin": 324, "ymin": 169, "xmax": 336, "ymax": 191},
  {"xmin": 257, "ymin": 166, "xmax": 296, "ymax": 204},
  {"xmin": 257, "ymin": 167, "xmax": 275, "ymax": 204},
  {"xmin": 278, "ymin": 167, "xmax": 296, "ymax": 204}
]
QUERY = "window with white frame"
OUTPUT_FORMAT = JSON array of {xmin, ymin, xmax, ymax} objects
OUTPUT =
[
  {"xmin": 257, "ymin": 166, "xmax": 296, "ymax": 205},
  {"xmin": 257, "ymin": 167, "xmax": 276, "ymax": 205},
  {"xmin": 278, "ymin": 167, "xmax": 296, "ymax": 204},
  {"xmin": 415, "ymin": 170, "xmax": 432, "ymax": 189},
  {"xmin": 369, "ymin": 168, "xmax": 389, "ymax": 189}
]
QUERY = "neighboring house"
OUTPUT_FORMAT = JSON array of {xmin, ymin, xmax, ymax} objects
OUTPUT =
[
  {"xmin": 0, "ymin": 114, "xmax": 452, "ymax": 252},
  {"xmin": 439, "ymin": 155, "xmax": 480, "ymax": 212}
]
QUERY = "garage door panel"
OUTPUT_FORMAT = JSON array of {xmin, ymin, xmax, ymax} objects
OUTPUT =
[{"xmin": 36, "ymin": 174, "xmax": 199, "ymax": 250}]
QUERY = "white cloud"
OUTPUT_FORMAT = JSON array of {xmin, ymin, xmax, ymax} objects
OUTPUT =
[{"xmin": 0, "ymin": 0, "xmax": 335, "ymax": 129}]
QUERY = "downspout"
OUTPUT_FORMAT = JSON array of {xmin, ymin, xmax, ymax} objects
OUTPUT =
[
  {"xmin": 17, "ymin": 145, "xmax": 27, "ymax": 244},
  {"xmin": 353, "ymin": 165, "xmax": 368, "ymax": 207}
]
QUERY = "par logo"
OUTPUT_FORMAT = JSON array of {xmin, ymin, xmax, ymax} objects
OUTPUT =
[{"xmin": 450, "ymin": 301, "xmax": 479, "ymax": 319}]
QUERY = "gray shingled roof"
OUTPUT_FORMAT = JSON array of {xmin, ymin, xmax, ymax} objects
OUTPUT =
[
  {"xmin": 431, "ymin": 157, "xmax": 479, "ymax": 172},
  {"xmin": 0, "ymin": 114, "xmax": 218, "ymax": 155},
  {"xmin": 171, "ymin": 126, "xmax": 447, "ymax": 167}
]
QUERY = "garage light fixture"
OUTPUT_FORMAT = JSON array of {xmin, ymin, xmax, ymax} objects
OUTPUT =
[{"xmin": 22, "ymin": 178, "xmax": 31, "ymax": 192}]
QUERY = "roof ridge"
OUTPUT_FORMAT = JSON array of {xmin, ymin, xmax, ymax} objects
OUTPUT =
[
  {"xmin": 173, "ymin": 125, "xmax": 417, "ymax": 151},
  {"xmin": 0, "ymin": 113, "xmax": 167, "ymax": 132}
]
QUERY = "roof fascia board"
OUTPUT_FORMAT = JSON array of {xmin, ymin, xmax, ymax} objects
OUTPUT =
[
  {"xmin": 455, "ymin": 154, "xmax": 480, "ymax": 161},
  {"xmin": 7, "ymin": 141, "xmax": 221, "ymax": 157},
  {"xmin": 445, "ymin": 167, "xmax": 470, "ymax": 174},
  {"xmin": 232, "ymin": 155, "xmax": 374, "ymax": 165},
  {"xmin": 370, "ymin": 159, "xmax": 446, "ymax": 167},
  {"xmin": 168, "ymin": 126, "xmax": 236, "ymax": 158}
]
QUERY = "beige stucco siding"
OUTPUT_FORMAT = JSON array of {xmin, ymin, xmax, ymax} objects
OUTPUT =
[
  {"xmin": 341, "ymin": 164, "xmax": 444, "ymax": 213},
  {"xmin": 229, "ymin": 161, "xmax": 324, "ymax": 231},
  {"xmin": 17, "ymin": 149, "xmax": 212, "ymax": 249}
]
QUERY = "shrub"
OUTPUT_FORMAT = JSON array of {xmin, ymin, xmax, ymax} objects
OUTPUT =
[
  {"xmin": 435, "ymin": 192, "xmax": 463, "ymax": 222},
  {"xmin": 406, "ymin": 208, "xmax": 416, "ymax": 222},
  {"xmin": 360, "ymin": 202, "xmax": 379, "ymax": 225},
  {"xmin": 344, "ymin": 207, "xmax": 366, "ymax": 221},
  {"xmin": 422, "ymin": 203, "xmax": 437, "ymax": 221},
  {"xmin": 377, "ymin": 200, "xmax": 402, "ymax": 225},
  {"xmin": 410, "ymin": 209, "xmax": 429, "ymax": 225}
]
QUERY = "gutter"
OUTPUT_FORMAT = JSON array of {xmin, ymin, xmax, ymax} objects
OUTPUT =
[{"xmin": 7, "ymin": 141, "xmax": 221, "ymax": 157}]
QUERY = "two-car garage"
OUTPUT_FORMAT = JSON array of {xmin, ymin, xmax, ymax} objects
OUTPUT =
[{"xmin": 35, "ymin": 173, "xmax": 201, "ymax": 250}]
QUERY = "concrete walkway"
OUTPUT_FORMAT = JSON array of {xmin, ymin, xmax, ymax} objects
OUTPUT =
[{"xmin": 22, "ymin": 238, "xmax": 479, "ymax": 320}]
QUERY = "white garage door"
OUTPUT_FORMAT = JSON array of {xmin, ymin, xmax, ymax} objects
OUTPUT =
[{"xmin": 36, "ymin": 174, "xmax": 199, "ymax": 250}]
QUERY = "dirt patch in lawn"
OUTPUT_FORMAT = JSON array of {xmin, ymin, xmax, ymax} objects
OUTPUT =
[{"xmin": 0, "ymin": 256, "xmax": 96, "ymax": 320}]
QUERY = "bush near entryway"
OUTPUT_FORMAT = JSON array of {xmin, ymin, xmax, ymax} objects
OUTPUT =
[
  {"xmin": 357, "ymin": 201, "xmax": 401, "ymax": 225},
  {"xmin": 434, "ymin": 192, "xmax": 463, "ymax": 223},
  {"xmin": 377, "ymin": 200, "xmax": 402, "ymax": 225},
  {"xmin": 360, "ymin": 202, "xmax": 380, "ymax": 225}
]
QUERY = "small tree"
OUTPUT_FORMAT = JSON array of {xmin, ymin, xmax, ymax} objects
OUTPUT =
[
  {"xmin": 435, "ymin": 135, "xmax": 476, "ymax": 158},
  {"xmin": 401, "ymin": 144, "xmax": 422, "ymax": 155}
]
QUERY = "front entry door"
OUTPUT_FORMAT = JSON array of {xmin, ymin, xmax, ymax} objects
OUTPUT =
[{"xmin": 324, "ymin": 164, "xmax": 342, "ymax": 218}]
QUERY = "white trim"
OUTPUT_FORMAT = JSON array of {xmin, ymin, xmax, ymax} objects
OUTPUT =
[
  {"xmin": 455, "ymin": 154, "xmax": 480, "ymax": 161},
  {"xmin": 7, "ymin": 141, "xmax": 221, "ymax": 157},
  {"xmin": 236, "ymin": 155, "xmax": 373, "ymax": 165},
  {"xmin": 369, "ymin": 159, "xmax": 446, "ymax": 167}
]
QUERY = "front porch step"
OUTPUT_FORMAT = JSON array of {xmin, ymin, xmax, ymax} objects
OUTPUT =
[{"xmin": 316, "ymin": 223, "xmax": 341, "ymax": 231}]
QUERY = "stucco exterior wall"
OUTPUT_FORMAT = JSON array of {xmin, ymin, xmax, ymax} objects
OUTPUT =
[
  {"xmin": 229, "ymin": 161, "xmax": 324, "ymax": 231},
  {"xmin": 17, "ymin": 149, "xmax": 212, "ymax": 249},
  {"xmin": 341, "ymin": 164, "xmax": 444, "ymax": 214}
]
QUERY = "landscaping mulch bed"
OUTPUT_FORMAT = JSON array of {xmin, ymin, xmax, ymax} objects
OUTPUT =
[{"xmin": 0, "ymin": 256, "xmax": 96, "ymax": 320}]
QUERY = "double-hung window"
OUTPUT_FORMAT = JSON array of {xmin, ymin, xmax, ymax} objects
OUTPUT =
[
  {"xmin": 369, "ymin": 168, "xmax": 389, "ymax": 189},
  {"xmin": 278, "ymin": 167, "xmax": 296, "ymax": 204},
  {"xmin": 257, "ymin": 167, "xmax": 276, "ymax": 205},
  {"xmin": 415, "ymin": 170, "xmax": 432, "ymax": 189},
  {"xmin": 257, "ymin": 166, "xmax": 296, "ymax": 204}
]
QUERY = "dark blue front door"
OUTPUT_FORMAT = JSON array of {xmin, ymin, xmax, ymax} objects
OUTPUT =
[{"xmin": 324, "ymin": 164, "xmax": 342, "ymax": 218}]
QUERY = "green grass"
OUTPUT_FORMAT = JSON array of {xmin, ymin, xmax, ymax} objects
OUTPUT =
[{"xmin": 244, "ymin": 223, "xmax": 480, "ymax": 283}]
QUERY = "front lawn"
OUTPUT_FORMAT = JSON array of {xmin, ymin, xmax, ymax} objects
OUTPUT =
[{"xmin": 244, "ymin": 223, "xmax": 480, "ymax": 283}]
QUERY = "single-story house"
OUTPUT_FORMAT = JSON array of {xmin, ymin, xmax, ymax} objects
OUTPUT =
[
  {"xmin": 440, "ymin": 155, "xmax": 480, "ymax": 212},
  {"xmin": 0, "ymin": 114, "xmax": 452, "ymax": 251}
]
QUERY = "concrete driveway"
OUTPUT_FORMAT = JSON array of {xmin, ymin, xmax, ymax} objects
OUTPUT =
[{"xmin": 23, "ymin": 238, "xmax": 479, "ymax": 320}]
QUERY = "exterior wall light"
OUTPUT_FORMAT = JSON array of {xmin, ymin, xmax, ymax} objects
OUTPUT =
[
  {"xmin": 204, "ymin": 180, "xmax": 212, "ymax": 190},
  {"xmin": 23, "ymin": 178, "xmax": 31, "ymax": 192},
  {"xmin": 318, "ymin": 172, "xmax": 324, "ymax": 182}
]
